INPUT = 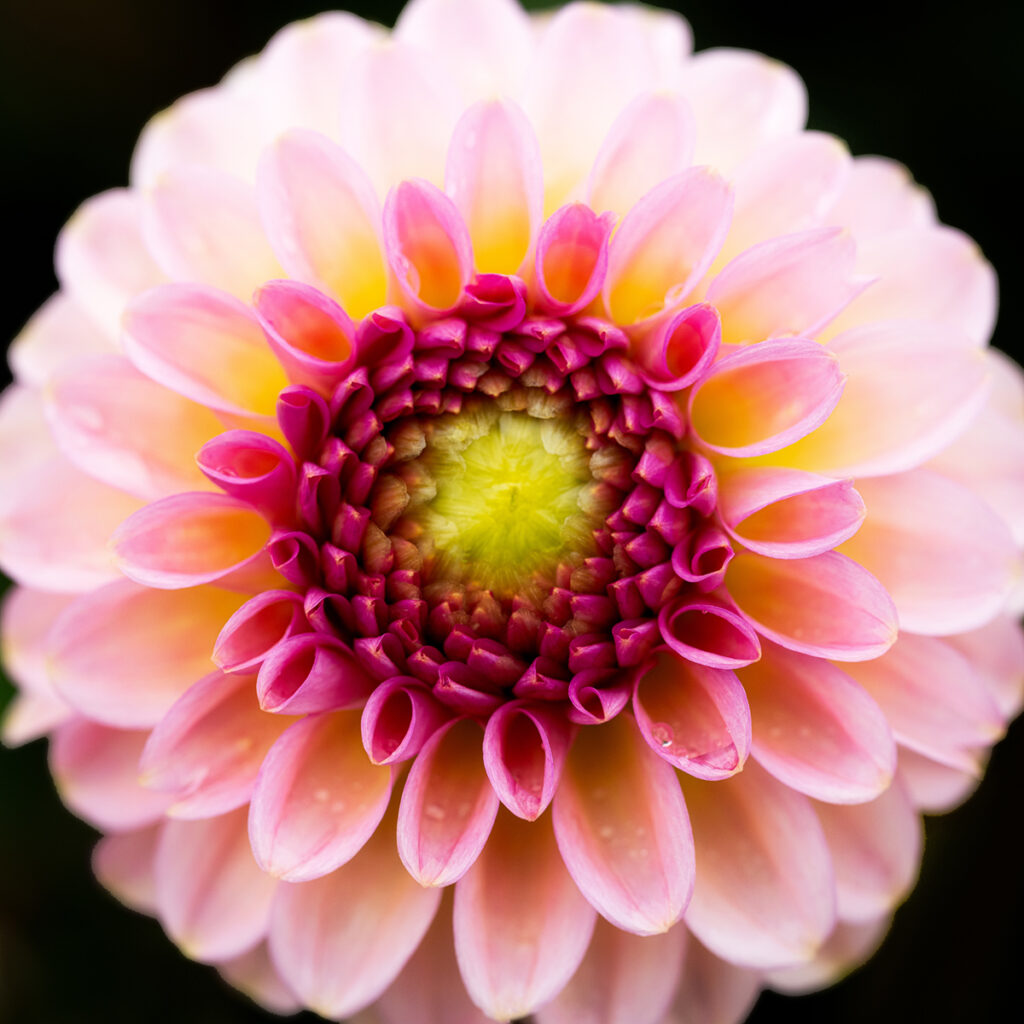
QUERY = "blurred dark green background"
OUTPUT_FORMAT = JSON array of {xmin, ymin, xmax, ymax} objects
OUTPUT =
[{"xmin": 1, "ymin": 1, "xmax": 1021, "ymax": 1021}]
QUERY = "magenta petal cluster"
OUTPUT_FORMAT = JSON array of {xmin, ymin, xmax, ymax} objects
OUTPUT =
[{"xmin": 2, "ymin": 1, "xmax": 1022, "ymax": 1022}]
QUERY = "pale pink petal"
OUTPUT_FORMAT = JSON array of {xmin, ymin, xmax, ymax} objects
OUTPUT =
[
  {"xmin": 742, "ymin": 643, "xmax": 895, "ymax": 804},
  {"xmin": 714, "ymin": 132, "xmax": 850, "ymax": 269},
  {"xmin": 765, "ymin": 915, "xmax": 889, "ymax": 994},
  {"xmin": 54, "ymin": 189, "xmax": 166, "ymax": 336},
  {"xmin": 587, "ymin": 92, "xmax": 695, "ymax": 217},
  {"xmin": 376, "ymin": 904, "xmax": 491, "ymax": 1024},
  {"xmin": 813, "ymin": 782, "xmax": 921, "ymax": 923},
  {"xmin": 633, "ymin": 652, "xmax": 750, "ymax": 780},
  {"xmin": 533, "ymin": 204, "xmax": 616, "ymax": 317},
  {"xmin": 0, "ymin": 586, "xmax": 75, "ymax": 697},
  {"xmin": 527, "ymin": 3, "xmax": 663, "ymax": 210},
  {"xmin": 553, "ymin": 712, "xmax": 694, "ymax": 935},
  {"xmin": 46, "ymin": 354, "xmax": 221, "ymax": 499},
  {"xmin": 827, "ymin": 156, "xmax": 935, "ymax": 237},
  {"xmin": 142, "ymin": 167, "xmax": 282, "ymax": 298},
  {"xmin": 658, "ymin": 594, "xmax": 762, "ymax": 670},
  {"xmin": 141, "ymin": 670, "xmax": 293, "ymax": 819},
  {"xmin": 445, "ymin": 99, "xmax": 542, "ymax": 275},
  {"xmin": 483, "ymin": 701, "xmax": 571, "ymax": 821},
  {"xmin": 717, "ymin": 467, "xmax": 865, "ymax": 559},
  {"xmin": 48, "ymin": 580, "xmax": 243, "ymax": 728},
  {"xmin": 218, "ymin": 942, "xmax": 302, "ymax": 1015},
  {"xmin": 93, "ymin": 824, "xmax": 162, "ymax": 914},
  {"xmin": 897, "ymin": 747, "xmax": 981, "ymax": 814},
  {"xmin": 536, "ymin": 916, "xmax": 687, "ymax": 1024},
  {"xmin": 775, "ymin": 320, "xmax": 991, "ymax": 477},
  {"xmin": 839, "ymin": 470, "xmax": 1017, "ymax": 635},
  {"xmin": 604, "ymin": 167, "xmax": 733, "ymax": 328},
  {"xmin": 395, "ymin": 0, "xmax": 533, "ymax": 101},
  {"xmin": 113, "ymin": 492, "xmax": 272, "ymax": 590},
  {"xmin": 0, "ymin": 456, "xmax": 141, "ymax": 592},
  {"xmin": 844, "ymin": 633, "xmax": 1004, "ymax": 773},
  {"xmin": 946, "ymin": 615, "xmax": 1024, "ymax": 720},
  {"xmin": 397, "ymin": 717, "xmax": 498, "ymax": 887},
  {"xmin": 122, "ymin": 283, "xmax": 288, "ymax": 417},
  {"xmin": 8, "ymin": 291, "xmax": 115, "ymax": 388},
  {"xmin": 257, "ymin": 129, "xmax": 388, "ymax": 319},
  {"xmin": 337, "ymin": 42, "xmax": 461, "ymax": 191},
  {"xmin": 269, "ymin": 815, "xmax": 442, "ymax": 1019},
  {"xmin": 1, "ymin": 691, "xmax": 73, "ymax": 747},
  {"xmin": 384, "ymin": 179, "xmax": 474, "ymax": 315},
  {"xmin": 0, "ymin": 387, "xmax": 57, "ymax": 515},
  {"xmin": 705, "ymin": 228, "xmax": 860, "ymax": 346},
  {"xmin": 679, "ymin": 49, "xmax": 807, "ymax": 172},
  {"xmin": 727, "ymin": 551, "xmax": 897, "ymax": 661},
  {"xmin": 688, "ymin": 340, "xmax": 844, "ymax": 457},
  {"xmin": 667, "ymin": 936, "xmax": 762, "ymax": 1024},
  {"xmin": 454, "ymin": 810, "xmax": 597, "ymax": 1021},
  {"xmin": 51, "ymin": 719, "xmax": 171, "ymax": 831},
  {"xmin": 156, "ymin": 808, "xmax": 277, "ymax": 963},
  {"xmin": 613, "ymin": 4, "xmax": 693, "ymax": 86},
  {"xmin": 255, "ymin": 633, "xmax": 374, "ymax": 714},
  {"xmin": 682, "ymin": 762, "xmax": 835, "ymax": 969},
  {"xmin": 249, "ymin": 710, "xmax": 392, "ymax": 882},
  {"xmin": 825, "ymin": 226, "xmax": 997, "ymax": 346},
  {"xmin": 259, "ymin": 12, "xmax": 383, "ymax": 138}
]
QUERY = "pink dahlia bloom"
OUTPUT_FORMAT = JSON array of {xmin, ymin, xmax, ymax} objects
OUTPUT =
[{"xmin": 1, "ymin": 1, "xmax": 1021, "ymax": 1021}]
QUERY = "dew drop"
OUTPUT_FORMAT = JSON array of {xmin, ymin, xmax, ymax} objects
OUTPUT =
[
  {"xmin": 314, "ymin": 787, "xmax": 330, "ymax": 803},
  {"xmin": 650, "ymin": 722, "xmax": 675, "ymax": 749},
  {"xmin": 424, "ymin": 802, "xmax": 446, "ymax": 822}
]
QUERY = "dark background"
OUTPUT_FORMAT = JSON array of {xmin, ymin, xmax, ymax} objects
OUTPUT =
[{"xmin": 0, "ymin": 1, "xmax": 1021, "ymax": 1021}]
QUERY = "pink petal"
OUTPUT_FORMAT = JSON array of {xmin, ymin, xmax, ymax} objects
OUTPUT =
[
  {"xmin": 249, "ymin": 710, "xmax": 392, "ymax": 881},
  {"xmin": 839, "ymin": 470, "xmax": 1017, "ymax": 635},
  {"xmin": 113, "ymin": 492, "xmax": 272, "ymax": 590},
  {"xmin": 726, "ymin": 551, "xmax": 898, "ymax": 661},
  {"xmin": 9, "ymin": 291, "xmax": 115, "ymax": 389},
  {"xmin": 742, "ymin": 642, "xmax": 896, "ymax": 803},
  {"xmin": 717, "ymin": 466, "xmax": 865, "ymax": 559},
  {"xmin": 54, "ymin": 189, "xmax": 166, "ymax": 336},
  {"xmin": 482, "ymin": 701, "xmax": 572, "ymax": 821},
  {"xmin": 196, "ymin": 430, "xmax": 298, "ymax": 524},
  {"xmin": 384, "ymin": 178, "xmax": 474, "ymax": 315},
  {"xmin": 395, "ymin": 0, "xmax": 533, "ymax": 102},
  {"xmin": 682, "ymin": 762, "xmax": 835, "ymax": 969},
  {"xmin": 946, "ymin": 615, "xmax": 1024, "ymax": 720},
  {"xmin": 122, "ymin": 283, "xmax": 288, "ymax": 417},
  {"xmin": 361, "ymin": 677, "xmax": 449, "ymax": 765},
  {"xmin": 825, "ymin": 226, "xmax": 997, "ymax": 347},
  {"xmin": 0, "ymin": 386, "xmax": 58, "ymax": 511},
  {"xmin": 813, "ymin": 781, "xmax": 921, "ymax": 923},
  {"xmin": 255, "ymin": 633, "xmax": 374, "ymax": 714},
  {"xmin": 827, "ymin": 156, "xmax": 935, "ymax": 238},
  {"xmin": 269, "ymin": 813, "xmax": 442, "ymax": 1018},
  {"xmin": 633, "ymin": 652, "xmax": 751, "ymax": 780},
  {"xmin": 706, "ymin": 227, "xmax": 861, "ymax": 346},
  {"xmin": 634, "ymin": 302, "xmax": 720, "ymax": 391},
  {"xmin": 666, "ymin": 936, "xmax": 762, "ymax": 1024},
  {"xmin": 50, "ymin": 719, "xmax": 172, "ymax": 831},
  {"xmin": 680, "ymin": 49, "xmax": 807, "ymax": 172},
  {"xmin": 778, "ymin": 320, "xmax": 992, "ymax": 477},
  {"xmin": 1, "ymin": 691, "xmax": 72, "ymax": 747},
  {"xmin": 0, "ymin": 456, "xmax": 141, "ymax": 593},
  {"xmin": 688, "ymin": 339, "xmax": 844, "ymax": 457},
  {"xmin": 586, "ymin": 91, "xmax": 695, "ymax": 217},
  {"xmin": 844, "ymin": 633, "xmax": 1004, "ymax": 773},
  {"xmin": 553, "ymin": 713, "xmax": 695, "ymax": 935},
  {"xmin": 155, "ymin": 808, "xmax": 277, "ymax": 963},
  {"xmin": 533, "ymin": 203, "xmax": 616, "ymax": 316},
  {"xmin": 93, "ymin": 824, "xmax": 162, "ymax": 914},
  {"xmin": 445, "ymin": 99, "xmax": 542, "ymax": 274},
  {"xmin": 658, "ymin": 594, "xmax": 762, "ymax": 669},
  {"xmin": 253, "ymin": 279, "xmax": 357, "ymax": 394},
  {"xmin": 257, "ymin": 129, "xmax": 388, "ymax": 319},
  {"xmin": 141, "ymin": 669, "xmax": 292, "ymax": 818},
  {"xmin": 46, "ymin": 354, "xmax": 221, "ymax": 499},
  {"xmin": 213, "ymin": 590, "xmax": 308, "ymax": 674},
  {"xmin": 376, "ymin": 903, "xmax": 492, "ymax": 1024},
  {"xmin": 453, "ymin": 810, "xmax": 597, "ymax": 1021},
  {"xmin": 141, "ymin": 166, "xmax": 282, "ymax": 299},
  {"xmin": 397, "ymin": 717, "xmax": 499, "ymax": 887},
  {"xmin": 218, "ymin": 942, "xmax": 302, "ymax": 1016},
  {"xmin": 897, "ymin": 747, "xmax": 981, "ymax": 814},
  {"xmin": 536, "ymin": 916, "xmax": 687, "ymax": 1024},
  {"xmin": 0, "ymin": 586, "xmax": 75, "ymax": 698},
  {"xmin": 604, "ymin": 167, "xmax": 733, "ymax": 327}
]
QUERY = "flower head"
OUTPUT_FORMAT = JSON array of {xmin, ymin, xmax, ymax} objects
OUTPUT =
[{"xmin": 1, "ymin": 1, "xmax": 1021, "ymax": 1022}]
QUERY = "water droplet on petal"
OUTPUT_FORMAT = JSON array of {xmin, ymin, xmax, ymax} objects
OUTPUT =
[{"xmin": 651, "ymin": 722, "xmax": 675, "ymax": 748}]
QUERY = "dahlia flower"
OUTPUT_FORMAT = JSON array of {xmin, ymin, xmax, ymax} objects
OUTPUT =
[{"xmin": 1, "ymin": 0, "xmax": 1021, "ymax": 1021}]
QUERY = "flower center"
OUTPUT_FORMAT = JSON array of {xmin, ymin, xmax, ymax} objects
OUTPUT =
[{"xmin": 401, "ymin": 408, "xmax": 593, "ymax": 596}]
